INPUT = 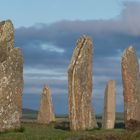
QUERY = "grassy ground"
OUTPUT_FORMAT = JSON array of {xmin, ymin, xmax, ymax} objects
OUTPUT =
[
  {"xmin": 0, "ymin": 122, "xmax": 140, "ymax": 140},
  {"xmin": 0, "ymin": 122, "xmax": 122, "ymax": 140},
  {"xmin": 1, "ymin": 110, "xmax": 139, "ymax": 140}
]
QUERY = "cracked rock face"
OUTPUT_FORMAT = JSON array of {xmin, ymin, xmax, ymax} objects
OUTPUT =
[
  {"xmin": 68, "ymin": 35, "xmax": 97, "ymax": 130},
  {"xmin": 0, "ymin": 20, "xmax": 23, "ymax": 132},
  {"xmin": 102, "ymin": 80, "xmax": 116, "ymax": 129},
  {"xmin": 37, "ymin": 85, "xmax": 55, "ymax": 124},
  {"xmin": 121, "ymin": 46, "xmax": 140, "ymax": 128}
]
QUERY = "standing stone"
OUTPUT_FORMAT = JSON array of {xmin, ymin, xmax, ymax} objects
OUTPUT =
[
  {"xmin": 37, "ymin": 85, "xmax": 55, "ymax": 124},
  {"xmin": 121, "ymin": 46, "xmax": 140, "ymax": 128},
  {"xmin": 0, "ymin": 20, "xmax": 23, "ymax": 132},
  {"xmin": 102, "ymin": 80, "xmax": 116, "ymax": 129},
  {"xmin": 68, "ymin": 35, "xmax": 97, "ymax": 130}
]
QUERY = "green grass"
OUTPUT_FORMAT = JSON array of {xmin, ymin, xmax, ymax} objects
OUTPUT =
[
  {"xmin": 0, "ymin": 123, "xmax": 123, "ymax": 140},
  {"xmin": 1, "ymin": 110, "xmax": 136, "ymax": 140},
  {"xmin": 0, "ymin": 122, "xmax": 140, "ymax": 140}
]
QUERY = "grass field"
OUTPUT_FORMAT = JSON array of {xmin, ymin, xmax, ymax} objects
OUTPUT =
[
  {"xmin": 0, "ymin": 109, "xmax": 140, "ymax": 140},
  {"xmin": 0, "ymin": 122, "xmax": 140, "ymax": 140}
]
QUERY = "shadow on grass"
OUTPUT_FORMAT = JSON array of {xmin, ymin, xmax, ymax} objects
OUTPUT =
[
  {"xmin": 54, "ymin": 121, "xmax": 125, "ymax": 131},
  {"xmin": 0, "ymin": 126, "xmax": 25, "ymax": 134},
  {"xmin": 54, "ymin": 121, "xmax": 70, "ymax": 131},
  {"xmin": 14, "ymin": 126, "xmax": 25, "ymax": 132},
  {"xmin": 67, "ymin": 135, "xmax": 120, "ymax": 140}
]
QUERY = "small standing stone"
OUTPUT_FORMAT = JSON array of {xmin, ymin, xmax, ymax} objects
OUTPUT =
[
  {"xmin": 37, "ymin": 85, "xmax": 55, "ymax": 124},
  {"xmin": 121, "ymin": 46, "xmax": 140, "ymax": 128},
  {"xmin": 102, "ymin": 80, "xmax": 116, "ymax": 129},
  {"xmin": 0, "ymin": 20, "xmax": 23, "ymax": 132},
  {"xmin": 68, "ymin": 35, "xmax": 97, "ymax": 130}
]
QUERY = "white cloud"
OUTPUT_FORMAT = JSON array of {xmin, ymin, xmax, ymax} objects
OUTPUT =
[{"xmin": 41, "ymin": 43, "xmax": 65, "ymax": 53}]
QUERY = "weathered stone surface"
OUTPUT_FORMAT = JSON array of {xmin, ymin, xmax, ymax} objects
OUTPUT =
[
  {"xmin": 37, "ymin": 85, "xmax": 55, "ymax": 124},
  {"xmin": 121, "ymin": 46, "xmax": 140, "ymax": 128},
  {"xmin": 0, "ymin": 20, "xmax": 23, "ymax": 132},
  {"xmin": 68, "ymin": 35, "xmax": 97, "ymax": 130},
  {"xmin": 126, "ymin": 119, "xmax": 140, "ymax": 130},
  {"xmin": 102, "ymin": 80, "xmax": 116, "ymax": 129}
]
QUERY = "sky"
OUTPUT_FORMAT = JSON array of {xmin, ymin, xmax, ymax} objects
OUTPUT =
[{"xmin": 0, "ymin": 0, "xmax": 140, "ymax": 114}]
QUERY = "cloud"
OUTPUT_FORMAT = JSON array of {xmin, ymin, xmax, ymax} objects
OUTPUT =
[
  {"xmin": 14, "ymin": 1, "xmax": 140, "ymax": 113},
  {"xmin": 15, "ymin": 1, "xmax": 140, "ymax": 67}
]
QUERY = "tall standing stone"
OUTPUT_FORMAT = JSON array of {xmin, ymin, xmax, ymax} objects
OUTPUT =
[
  {"xmin": 37, "ymin": 85, "xmax": 55, "ymax": 124},
  {"xmin": 102, "ymin": 80, "xmax": 116, "ymax": 129},
  {"xmin": 68, "ymin": 35, "xmax": 97, "ymax": 130},
  {"xmin": 121, "ymin": 46, "xmax": 140, "ymax": 128},
  {"xmin": 0, "ymin": 20, "xmax": 23, "ymax": 132}
]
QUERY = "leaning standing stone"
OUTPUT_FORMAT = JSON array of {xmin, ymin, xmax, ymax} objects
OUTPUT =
[
  {"xmin": 68, "ymin": 35, "xmax": 97, "ymax": 130},
  {"xmin": 121, "ymin": 46, "xmax": 140, "ymax": 128},
  {"xmin": 102, "ymin": 80, "xmax": 116, "ymax": 129},
  {"xmin": 0, "ymin": 20, "xmax": 23, "ymax": 132},
  {"xmin": 37, "ymin": 85, "xmax": 55, "ymax": 124}
]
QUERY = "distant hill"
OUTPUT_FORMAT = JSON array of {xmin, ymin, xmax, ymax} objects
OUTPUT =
[
  {"xmin": 22, "ymin": 108, "xmax": 38, "ymax": 114},
  {"xmin": 22, "ymin": 108, "xmax": 124, "ymax": 121},
  {"xmin": 22, "ymin": 108, "xmax": 68, "ymax": 119},
  {"xmin": 116, "ymin": 112, "xmax": 124, "ymax": 120},
  {"xmin": 96, "ymin": 112, "xmax": 124, "ymax": 120},
  {"xmin": 22, "ymin": 108, "xmax": 38, "ymax": 119}
]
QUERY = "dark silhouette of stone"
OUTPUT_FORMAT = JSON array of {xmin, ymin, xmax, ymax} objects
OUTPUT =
[
  {"xmin": 0, "ymin": 20, "xmax": 23, "ymax": 132},
  {"xmin": 102, "ymin": 80, "xmax": 116, "ymax": 129},
  {"xmin": 68, "ymin": 35, "xmax": 97, "ymax": 130},
  {"xmin": 37, "ymin": 85, "xmax": 55, "ymax": 124},
  {"xmin": 121, "ymin": 46, "xmax": 140, "ymax": 128}
]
